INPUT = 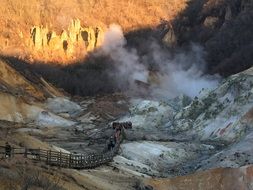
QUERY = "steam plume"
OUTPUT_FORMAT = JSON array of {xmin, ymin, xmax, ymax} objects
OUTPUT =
[{"xmin": 99, "ymin": 24, "xmax": 220, "ymax": 99}]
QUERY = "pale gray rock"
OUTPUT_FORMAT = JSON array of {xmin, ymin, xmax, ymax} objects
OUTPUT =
[{"xmin": 46, "ymin": 97, "xmax": 82, "ymax": 116}]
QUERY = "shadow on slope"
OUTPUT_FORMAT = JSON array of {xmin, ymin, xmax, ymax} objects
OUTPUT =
[
  {"xmin": 172, "ymin": 0, "xmax": 253, "ymax": 76},
  {"xmin": 1, "ymin": 55, "xmax": 120, "ymax": 97}
]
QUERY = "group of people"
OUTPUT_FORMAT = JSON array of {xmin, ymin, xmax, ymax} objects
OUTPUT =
[
  {"xmin": 107, "ymin": 126, "xmax": 122, "ymax": 151},
  {"xmin": 107, "ymin": 122, "xmax": 132, "ymax": 151}
]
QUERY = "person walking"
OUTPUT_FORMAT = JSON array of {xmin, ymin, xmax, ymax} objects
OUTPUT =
[{"xmin": 5, "ymin": 142, "xmax": 12, "ymax": 158}]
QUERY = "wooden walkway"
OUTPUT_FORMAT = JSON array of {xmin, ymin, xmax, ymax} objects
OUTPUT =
[
  {"xmin": 0, "ymin": 144, "xmax": 120, "ymax": 169},
  {"xmin": 0, "ymin": 122, "xmax": 132, "ymax": 169}
]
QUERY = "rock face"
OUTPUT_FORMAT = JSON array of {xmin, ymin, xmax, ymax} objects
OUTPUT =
[
  {"xmin": 162, "ymin": 26, "xmax": 177, "ymax": 48},
  {"xmin": 46, "ymin": 97, "xmax": 82, "ymax": 116},
  {"xmin": 0, "ymin": 90, "xmax": 76, "ymax": 127},
  {"xmin": 114, "ymin": 141, "xmax": 214, "ymax": 177},
  {"xmin": 0, "ymin": 58, "xmax": 77, "ymax": 127},
  {"xmin": 0, "ymin": 0, "xmax": 188, "ymax": 64},
  {"xmin": 171, "ymin": 67, "xmax": 253, "ymax": 144},
  {"xmin": 115, "ymin": 66, "xmax": 253, "ymax": 177},
  {"xmin": 0, "ymin": 58, "xmax": 62, "ymax": 101},
  {"xmin": 28, "ymin": 19, "xmax": 104, "ymax": 63},
  {"xmin": 203, "ymin": 16, "xmax": 219, "ymax": 29},
  {"xmin": 119, "ymin": 99, "xmax": 175, "ymax": 130},
  {"xmin": 172, "ymin": 0, "xmax": 253, "ymax": 76}
]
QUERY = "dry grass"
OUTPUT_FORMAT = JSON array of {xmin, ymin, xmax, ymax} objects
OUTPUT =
[
  {"xmin": 0, "ymin": 0, "xmax": 187, "ymax": 31},
  {"xmin": 0, "ymin": 0, "xmax": 188, "ymax": 61}
]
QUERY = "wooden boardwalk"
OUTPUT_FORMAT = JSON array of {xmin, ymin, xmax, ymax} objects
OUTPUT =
[
  {"xmin": 0, "ymin": 122, "xmax": 132, "ymax": 169},
  {"xmin": 0, "ymin": 143, "xmax": 120, "ymax": 169}
]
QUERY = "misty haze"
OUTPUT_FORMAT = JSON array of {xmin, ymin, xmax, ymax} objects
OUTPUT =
[{"xmin": 0, "ymin": 0, "xmax": 253, "ymax": 190}]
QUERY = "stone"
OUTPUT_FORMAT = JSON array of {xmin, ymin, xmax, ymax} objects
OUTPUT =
[
  {"xmin": 46, "ymin": 97, "xmax": 82, "ymax": 116},
  {"xmin": 203, "ymin": 16, "xmax": 219, "ymax": 29},
  {"xmin": 162, "ymin": 27, "xmax": 177, "ymax": 48},
  {"xmin": 28, "ymin": 19, "xmax": 104, "ymax": 62},
  {"xmin": 225, "ymin": 6, "xmax": 232, "ymax": 21}
]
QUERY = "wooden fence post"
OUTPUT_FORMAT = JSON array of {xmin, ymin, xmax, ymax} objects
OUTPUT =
[
  {"xmin": 69, "ymin": 154, "xmax": 72, "ymax": 168},
  {"xmin": 81, "ymin": 154, "xmax": 83, "ymax": 168},
  {"xmin": 49, "ymin": 150, "xmax": 51, "ymax": 165},
  {"xmin": 59, "ymin": 151, "xmax": 62, "ymax": 167},
  {"xmin": 11, "ymin": 148, "xmax": 14, "ymax": 158},
  {"xmin": 38, "ymin": 148, "xmax": 41, "ymax": 161},
  {"xmin": 46, "ymin": 150, "xmax": 49, "ymax": 164},
  {"xmin": 24, "ymin": 148, "xmax": 27, "ymax": 158}
]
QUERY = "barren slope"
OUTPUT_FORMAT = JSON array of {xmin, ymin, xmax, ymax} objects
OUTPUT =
[
  {"xmin": 172, "ymin": 0, "xmax": 253, "ymax": 76},
  {"xmin": 0, "ymin": 0, "xmax": 187, "ymax": 62},
  {"xmin": 143, "ymin": 165, "xmax": 253, "ymax": 190}
]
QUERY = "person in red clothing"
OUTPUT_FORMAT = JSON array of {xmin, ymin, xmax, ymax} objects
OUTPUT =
[{"xmin": 112, "ymin": 121, "xmax": 132, "ymax": 143}]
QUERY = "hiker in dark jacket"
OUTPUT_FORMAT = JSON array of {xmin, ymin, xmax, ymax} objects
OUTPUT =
[
  {"xmin": 107, "ymin": 136, "xmax": 115, "ymax": 151},
  {"xmin": 5, "ymin": 142, "xmax": 12, "ymax": 158}
]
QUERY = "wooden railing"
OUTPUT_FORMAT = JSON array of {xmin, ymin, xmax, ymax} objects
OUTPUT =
[
  {"xmin": 0, "ymin": 144, "xmax": 120, "ymax": 169},
  {"xmin": 0, "ymin": 122, "xmax": 131, "ymax": 169}
]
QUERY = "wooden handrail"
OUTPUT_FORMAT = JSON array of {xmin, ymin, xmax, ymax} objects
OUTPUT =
[
  {"xmin": 0, "ymin": 122, "xmax": 131, "ymax": 169},
  {"xmin": 0, "ymin": 137, "xmax": 122, "ymax": 169}
]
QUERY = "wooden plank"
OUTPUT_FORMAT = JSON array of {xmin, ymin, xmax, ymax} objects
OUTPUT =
[
  {"xmin": 46, "ymin": 150, "xmax": 49, "ymax": 164},
  {"xmin": 0, "ymin": 128, "xmax": 123, "ymax": 169},
  {"xmin": 69, "ymin": 154, "xmax": 72, "ymax": 168},
  {"xmin": 59, "ymin": 151, "xmax": 62, "ymax": 167}
]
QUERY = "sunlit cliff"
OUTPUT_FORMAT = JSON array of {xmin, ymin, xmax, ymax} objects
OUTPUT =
[{"xmin": 0, "ymin": 0, "xmax": 187, "ymax": 63}]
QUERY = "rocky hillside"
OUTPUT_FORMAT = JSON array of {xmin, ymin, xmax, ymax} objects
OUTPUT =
[
  {"xmin": 0, "ymin": 1, "xmax": 253, "ymax": 189},
  {"xmin": 112, "ymin": 66, "xmax": 253, "ymax": 180},
  {"xmin": 0, "ymin": 57, "xmax": 78, "ymax": 126},
  {"xmin": 172, "ymin": 0, "xmax": 253, "ymax": 76},
  {"xmin": 0, "ymin": 58, "xmax": 62, "ymax": 101},
  {"xmin": 0, "ymin": 0, "xmax": 187, "ymax": 63},
  {"xmin": 0, "ymin": 47, "xmax": 253, "ymax": 189}
]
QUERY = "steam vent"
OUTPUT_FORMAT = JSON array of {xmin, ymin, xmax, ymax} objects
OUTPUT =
[{"xmin": 1, "ymin": 0, "xmax": 253, "ymax": 189}]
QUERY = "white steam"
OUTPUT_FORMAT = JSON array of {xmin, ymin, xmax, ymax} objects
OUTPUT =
[
  {"xmin": 149, "ymin": 43, "xmax": 220, "ymax": 98},
  {"xmin": 100, "ymin": 24, "xmax": 220, "ymax": 99},
  {"xmin": 100, "ymin": 24, "xmax": 148, "ymax": 88}
]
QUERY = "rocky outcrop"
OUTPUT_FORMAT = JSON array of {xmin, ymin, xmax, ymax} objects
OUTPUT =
[
  {"xmin": 114, "ymin": 66, "xmax": 253, "ymax": 177},
  {"xmin": 172, "ymin": 0, "xmax": 253, "ymax": 76},
  {"xmin": 29, "ymin": 19, "xmax": 104, "ymax": 63},
  {"xmin": 203, "ymin": 16, "xmax": 219, "ymax": 29},
  {"xmin": 46, "ymin": 97, "xmax": 82, "ymax": 116},
  {"xmin": 0, "ymin": 58, "xmax": 62, "ymax": 101},
  {"xmin": 0, "ymin": 58, "xmax": 77, "ymax": 127},
  {"xmin": 0, "ymin": 91, "xmax": 76, "ymax": 127},
  {"xmin": 114, "ymin": 141, "xmax": 214, "ymax": 177},
  {"xmin": 171, "ymin": 66, "xmax": 253, "ymax": 144},
  {"xmin": 162, "ymin": 26, "xmax": 177, "ymax": 48}
]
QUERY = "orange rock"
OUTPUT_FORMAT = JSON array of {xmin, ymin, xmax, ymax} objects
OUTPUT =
[
  {"xmin": 144, "ymin": 165, "xmax": 253, "ymax": 190},
  {"xmin": 27, "ymin": 19, "xmax": 104, "ymax": 63}
]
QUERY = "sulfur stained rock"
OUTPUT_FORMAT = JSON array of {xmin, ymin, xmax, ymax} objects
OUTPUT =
[
  {"xmin": 162, "ymin": 26, "xmax": 177, "ymax": 48},
  {"xmin": 28, "ymin": 19, "xmax": 104, "ymax": 63},
  {"xmin": 68, "ymin": 19, "xmax": 81, "ymax": 43},
  {"xmin": 48, "ymin": 31, "xmax": 61, "ymax": 50},
  {"xmin": 30, "ymin": 26, "xmax": 42, "ymax": 49},
  {"xmin": 94, "ymin": 26, "xmax": 104, "ymax": 47},
  {"xmin": 80, "ymin": 27, "xmax": 96, "ymax": 51}
]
